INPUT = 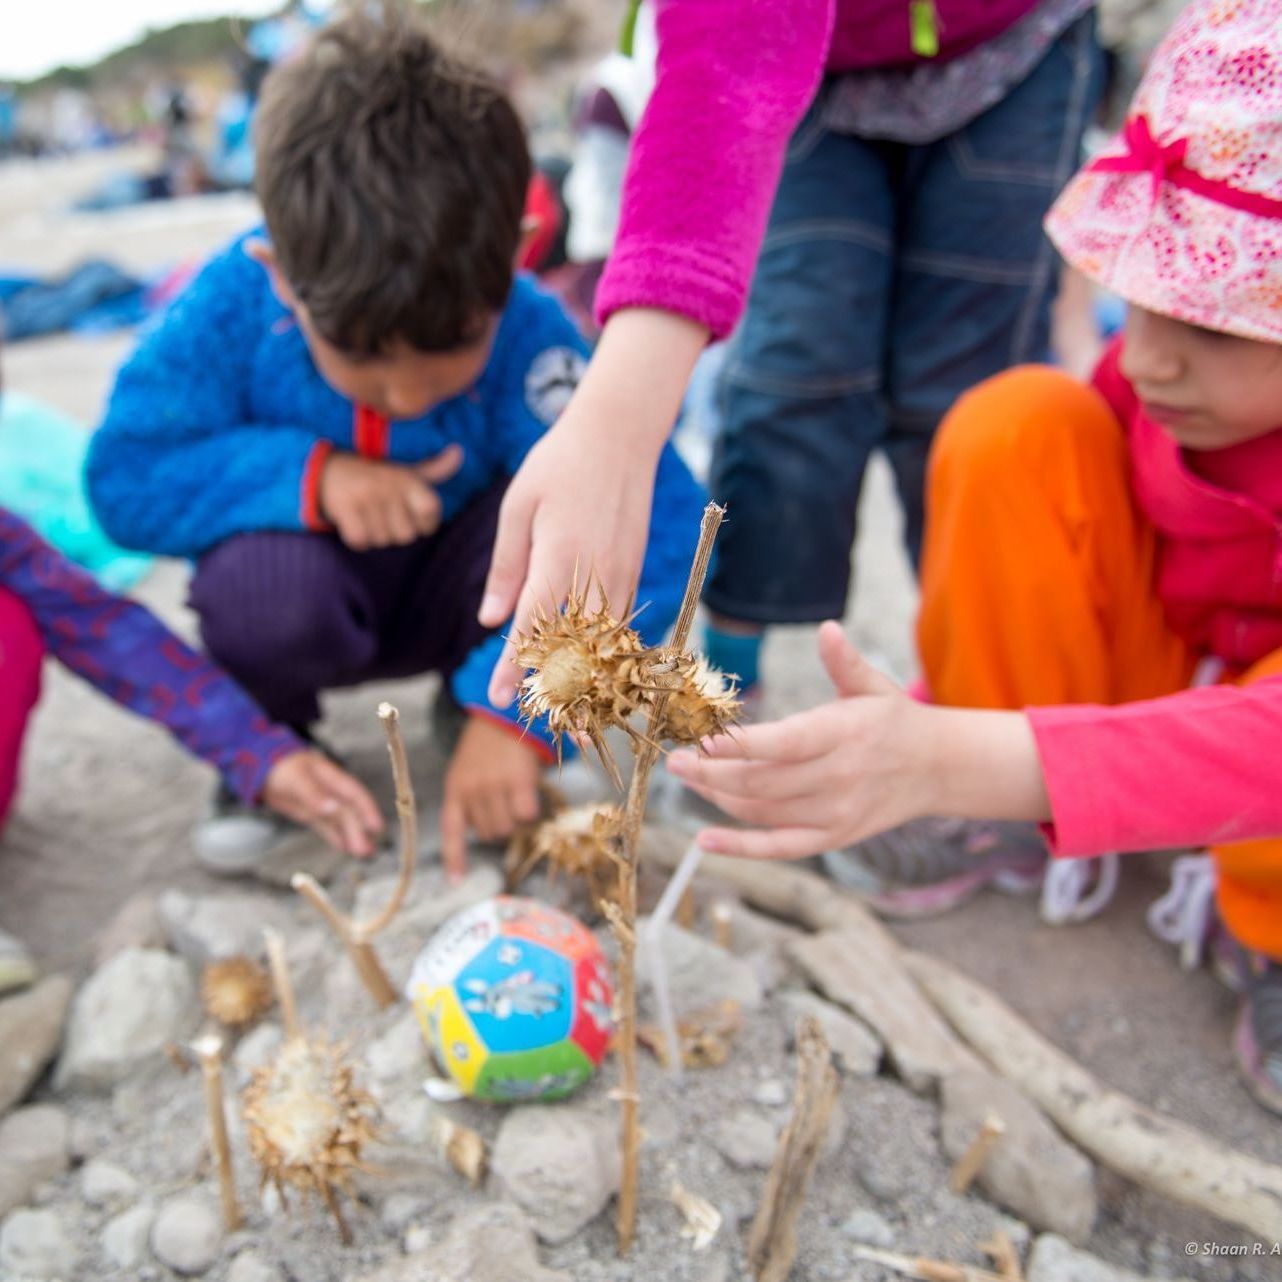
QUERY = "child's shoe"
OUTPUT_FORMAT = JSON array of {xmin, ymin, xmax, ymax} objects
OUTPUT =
[
  {"xmin": 1234, "ymin": 951, "xmax": 1282, "ymax": 1116},
  {"xmin": 193, "ymin": 781, "xmax": 294, "ymax": 876},
  {"xmin": 822, "ymin": 819, "xmax": 1049, "ymax": 918}
]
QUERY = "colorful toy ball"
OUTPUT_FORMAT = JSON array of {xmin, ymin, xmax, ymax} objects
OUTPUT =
[{"xmin": 406, "ymin": 895, "xmax": 614, "ymax": 1102}]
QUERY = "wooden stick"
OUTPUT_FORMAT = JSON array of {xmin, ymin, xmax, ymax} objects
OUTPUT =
[
  {"xmin": 676, "ymin": 885, "xmax": 696, "ymax": 930},
  {"xmin": 710, "ymin": 900, "xmax": 734, "ymax": 950},
  {"xmin": 291, "ymin": 703, "xmax": 417, "ymax": 1010},
  {"xmin": 850, "ymin": 1246, "xmax": 1009, "ymax": 1282},
  {"xmin": 746, "ymin": 1016, "xmax": 839, "ymax": 1282},
  {"xmin": 614, "ymin": 502, "xmax": 724, "ymax": 1255},
  {"xmin": 193, "ymin": 1033, "xmax": 241, "ymax": 1232},
  {"xmin": 949, "ymin": 1111, "xmax": 1006, "ymax": 1194},
  {"xmin": 979, "ymin": 1231, "xmax": 1023, "ymax": 1282},
  {"xmin": 905, "ymin": 949, "xmax": 1282, "ymax": 1241},
  {"xmin": 263, "ymin": 928, "xmax": 300, "ymax": 1042}
]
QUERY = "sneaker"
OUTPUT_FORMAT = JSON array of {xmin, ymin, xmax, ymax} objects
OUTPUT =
[
  {"xmin": 193, "ymin": 781, "xmax": 296, "ymax": 876},
  {"xmin": 0, "ymin": 929, "xmax": 38, "ymax": 996},
  {"xmin": 823, "ymin": 818, "xmax": 1048, "ymax": 919},
  {"xmin": 1234, "ymin": 952, "xmax": 1282, "ymax": 1115}
]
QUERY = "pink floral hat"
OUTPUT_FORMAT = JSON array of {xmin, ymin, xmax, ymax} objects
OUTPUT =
[{"xmin": 1046, "ymin": 0, "xmax": 1282, "ymax": 343}]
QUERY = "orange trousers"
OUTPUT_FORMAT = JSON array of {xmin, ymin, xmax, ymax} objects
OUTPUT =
[{"xmin": 917, "ymin": 366, "xmax": 1282, "ymax": 960}]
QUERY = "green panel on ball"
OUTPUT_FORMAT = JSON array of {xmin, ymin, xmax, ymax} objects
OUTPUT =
[{"xmin": 472, "ymin": 1038, "xmax": 595, "ymax": 1103}]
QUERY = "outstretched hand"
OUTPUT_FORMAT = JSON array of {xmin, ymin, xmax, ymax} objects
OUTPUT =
[
  {"xmin": 262, "ymin": 749, "xmax": 384, "ymax": 857},
  {"xmin": 666, "ymin": 622, "xmax": 933, "ymax": 860}
]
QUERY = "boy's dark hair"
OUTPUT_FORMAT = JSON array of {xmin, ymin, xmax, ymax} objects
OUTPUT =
[{"xmin": 254, "ymin": 2, "xmax": 530, "ymax": 356}]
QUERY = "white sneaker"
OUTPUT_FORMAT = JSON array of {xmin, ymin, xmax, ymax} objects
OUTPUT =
[{"xmin": 192, "ymin": 783, "xmax": 294, "ymax": 876}]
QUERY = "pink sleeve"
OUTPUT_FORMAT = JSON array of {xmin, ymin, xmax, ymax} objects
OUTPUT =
[
  {"xmin": 595, "ymin": 0, "xmax": 835, "ymax": 340},
  {"xmin": 1028, "ymin": 677, "xmax": 1282, "ymax": 857}
]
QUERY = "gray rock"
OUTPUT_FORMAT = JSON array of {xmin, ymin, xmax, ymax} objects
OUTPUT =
[
  {"xmin": 94, "ymin": 893, "xmax": 165, "ymax": 965},
  {"xmin": 1028, "ymin": 1234, "xmax": 1192, "ymax": 1282},
  {"xmin": 0, "ymin": 1208, "xmax": 79, "ymax": 1279},
  {"xmin": 0, "ymin": 1105, "xmax": 70, "ymax": 1216},
  {"xmin": 157, "ymin": 890, "xmax": 293, "ymax": 964},
  {"xmin": 492, "ymin": 1105, "xmax": 621, "ymax": 1244},
  {"xmin": 358, "ymin": 1202, "xmax": 570, "ymax": 1282},
  {"xmin": 367, "ymin": 1009, "xmax": 428, "ymax": 1088},
  {"xmin": 941, "ymin": 1071, "xmax": 1097, "ymax": 1244},
  {"xmin": 103, "ymin": 1203, "xmax": 156, "ymax": 1271},
  {"xmin": 252, "ymin": 827, "xmax": 344, "ymax": 888},
  {"xmin": 81, "ymin": 1157, "xmax": 138, "ymax": 1207},
  {"xmin": 55, "ymin": 948, "xmax": 195, "ymax": 1090},
  {"xmin": 638, "ymin": 919, "xmax": 763, "ymax": 1015},
  {"xmin": 0, "ymin": 976, "xmax": 73, "ymax": 1115},
  {"xmin": 752, "ymin": 1078, "xmax": 789, "ymax": 1108},
  {"xmin": 403, "ymin": 1223, "xmax": 433, "ymax": 1253},
  {"xmin": 381, "ymin": 1192, "xmax": 429, "ymax": 1231},
  {"xmin": 232, "ymin": 1023, "xmax": 283, "ymax": 1083},
  {"xmin": 372, "ymin": 864, "xmax": 504, "ymax": 941},
  {"xmin": 781, "ymin": 989, "xmax": 881, "ymax": 1076},
  {"xmin": 713, "ymin": 1107, "xmax": 779, "ymax": 1170},
  {"xmin": 151, "ymin": 1193, "xmax": 223, "ymax": 1275},
  {"xmin": 227, "ymin": 1250, "xmax": 281, "ymax": 1282},
  {"xmin": 841, "ymin": 1208, "xmax": 896, "ymax": 1249}
]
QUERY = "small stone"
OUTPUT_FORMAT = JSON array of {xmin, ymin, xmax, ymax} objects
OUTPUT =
[
  {"xmin": 0, "ymin": 975, "xmax": 73, "ymax": 1116},
  {"xmin": 752, "ymin": 1078, "xmax": 789, "ymax": 1108},
  {"xmin": 228, "ymin": 1250, "xmax": 281, "ymax": 1282},
  {"xmin": 151, "ymin": 1193, "xmax": 223, "ymax": 1275},
  {"xmin": 381, "ymin": 1193, "xmax": 428, "ymax": 1231},
  {"xmin": 95, "ymin": 893, "xmax": 165, "ymax": 965},
  {"xmin": 713, "ymin": 1107, "xmax": 779, "ymax": 1171},
  {"xmin": 0, "ymin": 1208, "xmax": 80, "ymax": 1279},
  {"xmin": 81, "ymin": 1157, "xmax": 138, "ymax": 1207},
  {"xmin": 1028, "ymin": 1234, "xmax": 1191, "ymax": 1282},
  {"xmin": 841, "ymin": 1208, "xmax": 896, "ymax": 1249},
  {"xmin": 103, "ymin": 1203, "xmax": 156, "ymax": 1271},
  {"xmin": 367, "ymin": 1009, "xmax": 427, "ymax": 1087},
  {"xmin": 0, "ymin": 1105, "xmax": 70, "ymax": 1216},
  {"xmin": 941, "ymin": 1071, "xmax": 1097, "ymax": 1243},
  {"xmin": 157, "ymin": 890, "xmax": 293, "ymax": 964},
  {"xmin": 781, "ymin": 989, "xmax": 881, "ymax": 1076},
  {"xmin": 233, "ymin": 1023, "xmax": 283, "ymax": 1082},
  {"xmin": 403, "ymin": 1224, "xmax": 433, "ymax": 1253},
  {"xmin": 55, "ymin": 949, "xmax": 195, "ymax": 1091},
  {"xmin": 358, "ymin": 1202, "xmax": 569, "ymax": 1282},
  {"xmin": 638, "ymin": 919, "xmax": 763, "ymax": 1015},
  {"xmin": 252, "ymin": 827, "xmax": 345, "ymax": 888},
  {"xmin": 492, "ymin": 1104, "xmax": 621, "ymax": 1244},
  {"xmin": 67, "ymin": 1116, "xmax": 97, "ymax": 1162}
]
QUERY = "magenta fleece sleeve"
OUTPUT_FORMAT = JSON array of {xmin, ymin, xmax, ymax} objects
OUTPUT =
[
  {"xmin": 1028, "ymin": 677, "xmax": 1282, "ymax": 858},
  {"xmin": 594, "ymin": 0, "xmax": 835, "ymax": 339}
]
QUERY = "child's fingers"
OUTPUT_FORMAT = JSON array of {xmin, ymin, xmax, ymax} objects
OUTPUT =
[
  {"xmin": 699, "ymin": 715, "xmax": 819, "ymax": 764},
  {"xmin": 696, "ymin": 824, "xmax": 828, "ymax": 861},
  {"xmin": 678, "ymin": 780, "xmax": 818, "ymax": 829},
  {"xmin": 480, "ymin": 486, "xmax": 535, "ymax": 630},
  {"xmin": 311, "ymin": 758, "xmax": 384, "ymax": 833},
  {"xmin": 667, "ymin": 750, "xmax": 827, "ymax": 801},
  {"xmin": 511, "ymin": 778, "xmax": 541, "ymax": 825},
  {"xmin": 416, "ymin": 443, "xmax": 463, "ymax": 485},
  {"xmin": 440, "ymin": 795, "xmax": 468, "ymax": 882},
  {"xmin": 818, "ymin": 620, "xmax": 898, "ymax": 699}
]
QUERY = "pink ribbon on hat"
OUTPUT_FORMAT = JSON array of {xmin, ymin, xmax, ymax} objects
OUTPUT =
[{"xmin": 1088, "ymin": 113, "xmax": 1282, "ymax": 219}]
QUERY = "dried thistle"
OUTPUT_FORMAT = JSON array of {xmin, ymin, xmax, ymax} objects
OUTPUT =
[
  {"xmin": 515, "ymin": 590, "xmax": 652, "ymax": 786},
  {"xmin": 202, "ymin": 957, "xmax": 274, "ymax": 1029},
  {"xmin": 653, "ymin": 655, "xmax": 741, "ymax": 746},
  {"xmin": 242, "ymin": 1035, "xmax": 378, "ymax": 1244},
  {"xmin": 506, "ymin": 801, "xmax": 624, "ymax": 909}
]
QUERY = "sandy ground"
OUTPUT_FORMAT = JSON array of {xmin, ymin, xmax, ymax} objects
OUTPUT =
[{"xmin": 1, "ymin": 149, "xmax": 1279, "ymax": 1263}]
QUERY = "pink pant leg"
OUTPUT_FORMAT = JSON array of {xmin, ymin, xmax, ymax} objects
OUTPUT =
[{"xmin": 0, "ymin": 587, "xmax": 43, "ymax": 830}]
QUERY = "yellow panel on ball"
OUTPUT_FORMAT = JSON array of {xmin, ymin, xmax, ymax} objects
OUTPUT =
[{"xmin": 411, "ymin": 983, "xmax": 488, "ymax": 1094}]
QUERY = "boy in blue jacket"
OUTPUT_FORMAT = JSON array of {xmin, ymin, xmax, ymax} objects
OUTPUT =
[{"xmin": 88, "ymin": 5, "xmax": 704, "ymax": 874}]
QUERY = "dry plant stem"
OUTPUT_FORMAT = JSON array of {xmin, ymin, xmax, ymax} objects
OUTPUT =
[
  {"xmin": 291, "ymin": 703, "xmax": 418, "ymax": 1011},
  {"xmin": 851, "ymin": 1246, "xmax": 1009, "ymax": 1282},
  {"xmin": 979, "ymin": 1232, "xmax": 1023, "ymax": 1282},
  {"xmin": 263, "ymin": 929, "xmax": 300, "ymax": 1041},
  {"xmin": 747, "ymin": 1015, "xmax": 839, "ymax": 1282},
  {"xmin": 949, "ymin": 1111, "xmax": 1006, "ymax": 1194},
  {"xmin": 614, "ymin": 502, "xmax": 725, "ymax": 1255},
  {"xmin": 194, "ymin": 1034, "xmax": 241, "ymax": 1232},
  {"xmin": 710, "ymin": 900, "xmax": 734, "ymax": 950}
]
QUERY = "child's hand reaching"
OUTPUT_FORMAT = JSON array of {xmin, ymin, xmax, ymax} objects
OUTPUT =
[
  {"xmin": 262, "ymin": 749, "xmax": 384, "ymax": 857},
  {"xmin": 319, "ymin": 445, "xmax": 462, "ymax": 550},
  {"xmin": 666, "ymin": 622, "xmax": 1051, "ymax": 861},
  {"xmin": 440, "ymin": 717, "xmax": 543, "ymax": 880}
]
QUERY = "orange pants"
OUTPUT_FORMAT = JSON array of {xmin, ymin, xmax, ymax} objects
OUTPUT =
[{"xmin": 917, "ymin": 366, "xmax": 1282, "ymax": 959}]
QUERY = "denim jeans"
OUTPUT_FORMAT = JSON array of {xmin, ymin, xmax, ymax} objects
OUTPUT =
[{"xmin": 706, "ymin": 13, "xmax": 1105, "ymax": 625}]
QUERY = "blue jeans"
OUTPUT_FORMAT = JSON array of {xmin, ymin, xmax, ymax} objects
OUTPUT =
[{"xmin": 706, "ymin": 13, "xmax": 1104, "ymax": 624}]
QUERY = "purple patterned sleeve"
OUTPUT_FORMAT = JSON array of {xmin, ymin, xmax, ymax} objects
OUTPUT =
[{"xmin": 0, "ymin": 507, "xmax": 301, "ymax": 803}]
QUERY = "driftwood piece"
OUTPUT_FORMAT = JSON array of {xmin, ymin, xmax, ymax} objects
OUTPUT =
[
  {"xmin": 746, "ymin": 1016, "xmax": 839, "ymax": 1282},
  {"xmin": 789, "ymin": 929, "xmax": 981, "ymax": 1093},
  {"xmin": 905, "ymin": 950, "xmax": 1282, "ymax": 1241},
  {"xmin": 851, "ymin": 1246, "xmax": 1009, "ymax": 1282},
  {"xmin": 949, "ymin": 1111, "xmax": 1006, "ymax": 1194}
]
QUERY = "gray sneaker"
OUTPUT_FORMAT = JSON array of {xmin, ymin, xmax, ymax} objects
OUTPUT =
[
  {"xmin": 0, "ymin": 929, "xmax": 38, "ymax": 995},
  {"xmin": 193, "ymin": 781, "xmax": 295, "ymax": 876},
  {"xmin": 823, "ymin": 818, "xmax": 1048, "ymax": 919}
]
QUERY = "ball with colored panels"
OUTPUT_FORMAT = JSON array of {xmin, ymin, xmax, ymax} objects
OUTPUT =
[{"xmin": 406, "ymin": 895, "xmax": 614, "ymax": 1102}]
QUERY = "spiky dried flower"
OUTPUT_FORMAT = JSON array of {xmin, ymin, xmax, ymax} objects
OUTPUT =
[
  {"xmin": 506, "ymin": 801, "xmax": 624, "ymax": 909},
  {"xmin": 515, "ymin": 591, "xmax": 652, "ymax": 786},
  {"xmin": 654, "ymin": 656, "xmax": 741, "ymax": 746},
  {"xmin": 241, "ymin": 1035, "xmax": 378, "ymax": 1243},
  {"xmin": 202, "ymin": 956, "xmax": 274, "ymax": 1029}
]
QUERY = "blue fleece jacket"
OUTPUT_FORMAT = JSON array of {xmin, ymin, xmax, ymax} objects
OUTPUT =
[{"xmin": 87, "ymin": 233, "xmax": 706, "ymax": 752}]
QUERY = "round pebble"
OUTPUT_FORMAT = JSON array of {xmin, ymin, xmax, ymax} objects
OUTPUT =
[{"xmin": 151, "ymin": 1194, "xmax": 223, "ymax": 1275}]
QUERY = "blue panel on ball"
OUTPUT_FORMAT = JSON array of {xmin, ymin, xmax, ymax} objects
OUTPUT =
[{"xmin": 452, "ymin": 936, "xmax": 574, "ymax": 1052}]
